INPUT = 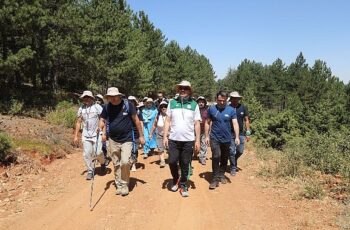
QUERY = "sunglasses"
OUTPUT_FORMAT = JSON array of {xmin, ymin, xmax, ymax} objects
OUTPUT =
[{"xmin": 179, "ymin": 86, "xmax": 190, "ymax": 91}]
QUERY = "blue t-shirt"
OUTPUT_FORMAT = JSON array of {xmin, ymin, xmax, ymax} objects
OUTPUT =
[
  {"xmin": 208, "ymin": 105, "xmax": 237, "ymax": 143},
  {"xmin": 101, "ymin": 100, "xmax": 137, "ymax": 142}
]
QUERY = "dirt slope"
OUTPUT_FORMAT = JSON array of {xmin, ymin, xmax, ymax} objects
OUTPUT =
[{"xmin": 0, "ymin": 145, "xmax": 340, "ymax": 230}]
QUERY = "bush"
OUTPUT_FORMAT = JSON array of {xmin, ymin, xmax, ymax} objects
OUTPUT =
[
  {"xmin": 9, "ymin": 99, "xmax": 24, "ymax": 115},
  {"xmin": 298, "ymin": 180, "xmax": 325, "ymax": 200},
  {"xmin": 46, "ymin": 101, "xmax": 77, "ymax": 128},
  {"xmin": 0, "ymin": 133, "xmax": 12, "ymax": 162}
]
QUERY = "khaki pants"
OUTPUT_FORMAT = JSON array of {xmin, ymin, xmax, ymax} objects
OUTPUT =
[{"xmin": 108, "ymin": 139, "xmax": 133, "ymax": 186}]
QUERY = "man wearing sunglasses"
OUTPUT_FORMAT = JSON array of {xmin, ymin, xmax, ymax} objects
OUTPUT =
[{"xmin": 163, "ymin": 80, "xmax": 201, "ymax": 197}]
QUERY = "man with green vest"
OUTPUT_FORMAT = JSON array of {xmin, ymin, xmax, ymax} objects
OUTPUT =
[{"xmin": 163, "ymin": 80, "xmax": 201, "ymax": 197}]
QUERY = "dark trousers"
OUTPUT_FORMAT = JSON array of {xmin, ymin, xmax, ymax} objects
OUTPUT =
[
  {"xmin": 210, "ymin": 139, "xmax": 230, "ymax": 181},
  {"xmin": 168, "ymin": 140, "xmax": 194, "ymax": 184}
]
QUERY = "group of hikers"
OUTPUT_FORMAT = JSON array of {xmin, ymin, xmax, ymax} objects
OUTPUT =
[{"xmin": 73, "ymin": 80, "xmax": 250, "ymax": 197}]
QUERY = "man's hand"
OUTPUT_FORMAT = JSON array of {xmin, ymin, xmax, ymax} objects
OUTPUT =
[
  {"xmin": 205, "ymin": 137, "xmax": 210, "ymax": 146},
  {"xmin": 235, "ymin": 137, "xmax": 240, "ymax": 146},
  {"xmin": 139, "ymin": 136, "xmax": 145, "ymax": 145},
  {"xmin": 194, "ymin": 140, "xmax": 200, "ymax": 153},
  {"xmin": 73, "ymin": 136, "xmax": 79, "ymax": 146}
]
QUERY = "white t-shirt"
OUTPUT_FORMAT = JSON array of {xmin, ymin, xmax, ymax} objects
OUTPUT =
[
  {"xmin": 166, "ymin": 99, "xmax": 201, "ymax": 141},
  {"xmin": 157, "ymin": 114, "xmax": 167, "ymax": 136},
  {"xmin": 77, "ymin": 103, "xmax": 103, "ymax": 139}
]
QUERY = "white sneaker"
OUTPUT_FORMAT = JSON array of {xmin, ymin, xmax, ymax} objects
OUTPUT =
[{"xmin": 131, "ymin": 163, "xmax": 136, "ymax": 172}]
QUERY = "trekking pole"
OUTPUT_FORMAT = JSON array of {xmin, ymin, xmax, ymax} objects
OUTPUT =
[{"xmin": 89, "ymin": 130, "xmax": 100, "ymax": 210}]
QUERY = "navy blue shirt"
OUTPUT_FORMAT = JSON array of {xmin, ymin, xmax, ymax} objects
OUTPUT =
[
  {"xmin": 208, "ymin": 105, "xmax": 237, "ymax": 143},
  {"xmin": 230, "ymin": 104, "xmax": 249, "ymax": 135},
  {"xmin": 101, "ymin": 100, "xmax": 137, "ymax": 142}
]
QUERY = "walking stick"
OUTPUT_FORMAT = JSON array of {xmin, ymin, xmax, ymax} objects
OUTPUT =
[{"xmin": 89, "ymin": 130, "xmax": 100, "ymax": 210}]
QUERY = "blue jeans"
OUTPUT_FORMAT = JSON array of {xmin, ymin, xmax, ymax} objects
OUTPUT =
[
  {"xmin": 229, "ymin": 135, "xmax": 245, "ymax": 171},
  {"xmin": 210, "ymin": 139, "xmax": 231, "ymax": 181}
]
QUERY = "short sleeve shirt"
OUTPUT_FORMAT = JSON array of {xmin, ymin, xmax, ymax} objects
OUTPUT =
[
  {"xmin": 101, "ymin": 100, "xmax": 137, "ymax": 142},
  {"xmin": 230, "ymin": 104, "xmax": 249, "ymax": 135},
  {"xmin": 77, "ymin": 103, "xmax": 103, "ymax": 139},
  {"xmin": 208, "ymin": 105, "xmax": 237, "ymax": 143},
  {"xmin": 166, "ymin": 98, "xmax": 201, "ymax": 141}
]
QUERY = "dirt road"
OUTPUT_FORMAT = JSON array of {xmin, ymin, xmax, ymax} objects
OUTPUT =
[{"xmin": 0, "ymin": 145, "xmax": 339, "ymax": 230}]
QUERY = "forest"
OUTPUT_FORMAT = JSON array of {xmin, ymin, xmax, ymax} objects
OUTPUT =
[{"xmin": 1, "ymin": 0, "xmax": 350, "ymax": 180}]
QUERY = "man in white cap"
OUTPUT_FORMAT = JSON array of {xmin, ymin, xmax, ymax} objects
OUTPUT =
[
  {"xmin": 74, "ymin": 90, "xmax": 106, "ymax": 180},
  {"xmin": 228, "ymin": 91, "xmax": 251, "ymax": 175},
  {"xmin": 163, "ymin": 80, "xmax": 201, "ymax": 197},
  {"xmin": 99, "ymin": 87, "xmax": 145, "ymax": 196}
]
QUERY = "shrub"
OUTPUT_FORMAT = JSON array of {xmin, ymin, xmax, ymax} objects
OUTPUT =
[
  {"xmin": 46, "ymin": 101, "xmax": 77, "ymax": 128},
  {"xmin": 9, "ymin": 99, "xmax": 24, "ymax": 115},
  {"xmin": 0, "ymin": 133, "xmax": 12, "ymax": 162},
  {"xmin": 299, "ymin": 180, "xmax": 325, "ymax": 200}
]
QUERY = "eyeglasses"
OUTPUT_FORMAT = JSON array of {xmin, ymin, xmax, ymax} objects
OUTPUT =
[{"xmin": 179, "ymin": 86, "xmax": 190, "ymax": 91}]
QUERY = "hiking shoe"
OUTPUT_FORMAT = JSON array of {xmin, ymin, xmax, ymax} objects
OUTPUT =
[
  {"xmin": 180, "ymin": 184, "xmax": 189, "ymax": 197},
  {"xmin": 220, "ymin": 177, "xmax": 228, "ymax": 184},
  {"xmin": 86, "ymin": 171, "xmax": 93, "ymax": 180},
  {"xmin": 131, "ymin": 163, "xmax": 136, "ymax": 172},
  {"xmin": 115, "ymin": 185, "xmax": 122, "ymax": 195},
  {"xmin": 171, "ymin": 184, "xmax": 178, "ymax": 192},
  {"xmin": 101, "ymin": 164, "xmax": 106, "ymax": 174},
  {"xmin": 160, "ymin": 160, "xmax": 166, "ymax": 168},
  {"xmin": 104, "ymin": 157, "xmax": 111, "ymax": 166},
  {"xmin": 230, "ymin": 170, "xmax": 236, "ymax": 176},
  {"xmin": 121, "ymin": 185, "xmax": 129, "ymax": 196},
  {"xmin": 209, "ymin": 180, "xmax": 219, "ymax": 190}
]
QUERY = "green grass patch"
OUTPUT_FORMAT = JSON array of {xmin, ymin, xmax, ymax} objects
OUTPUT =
[
  {"xmin": 13, "ymin": 138, "xmax": 52, "ymax": 157},
  {"xmin": 0, "ymin": 132, "xmax": 12, "ymax": 162}
]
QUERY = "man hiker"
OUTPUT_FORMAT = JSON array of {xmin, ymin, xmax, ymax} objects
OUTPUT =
[
  {"xmin": 99, "ymin": 87, "xmax": 145, "ymax": 196},
  {"xmin": 196, "ymin": 96, "xmax": 208, "ymax": 165},
  {"xmin": 228, "ymin": 91, "xmax": 251, "ymax": 175},
  {"xmin": 74, "ymin": 91, "xmax": 106, "ymax": 180},
  {"xmin": 205, "ymin": 90, "xmax": 240, "ymax": 190},
  {"xmin": 163, "ymin": 80, "xmax": 201, "ymax": 197},
  {"xmin": 154, "ymin": 91, "xmax": 168, "ymax": 109}
]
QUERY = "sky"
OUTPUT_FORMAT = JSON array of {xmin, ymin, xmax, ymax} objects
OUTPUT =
[{"xmin": 127, "ymin": 0, "xmax": 350, "ymax": 83}]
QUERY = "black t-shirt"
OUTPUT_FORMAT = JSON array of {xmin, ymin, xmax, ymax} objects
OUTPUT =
[
  {"xmin": 230, "ymin": 104, "xmax": 249, "ymax": 135},
  {"xmin": 101, "ymin": 100, "xmax": 137, "ymax": 142}
]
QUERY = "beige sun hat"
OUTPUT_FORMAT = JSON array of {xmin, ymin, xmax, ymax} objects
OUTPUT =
[
  {"xmin": 104, "ymin": 87, "xmax": 123, "ymax": 98},
  {"xmin": 175, "ymin": 80, "xmax": 192, "ymax": 92},
  {"xmin": 146, "ymin": 98, "xmax": 154, "ymax": 103},
  {"xmin": 128, "ymin": 95, "xmax": 139, "ymax": 104},
  {"xmin": 95, "ymin": 94, "xmax": 104, "ymax": 101},
  {"xmin": 159, "ymin": 101, "xmax": 168, "ymax": 106},
  {"xmin": 229, "ymin": 91, "xmax": 243, "ymax": 98},
  {"xmin": 80, "ymin": 90, "xmax": 94, "ymax": 99}
]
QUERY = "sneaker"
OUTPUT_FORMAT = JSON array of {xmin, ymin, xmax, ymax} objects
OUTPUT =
[
  {"xmin": 104, "ymin": 157, "xmax": 111, "ymax": 166},
  {"xmin": 160, "ymin": 160, "xmax": 166, "ymax": 168},
  {"xmin": 209, "ymin": 180, "xmax": 219, "ymax": 190},
  {"xmin": 230, "ymin": 170, "xmax": 236, "ymax": 176},
  {"xmin": 115, "ymin": 185, "xmax": 122, "ymax": 195},
  {"xmin": 199, "ymin": 159, "xmax": 206, "ymax": 165},
  {"xmin": 180, "ymin": 184, "xmax": 189, "ymax": 197},
  {"xmin": 171, "ymin": 184, "xmax": 178, "ymax": 192},
  {"xmin": 131, "ymin": 163, "xmax": 136, "ymax": 172},
  {"xmin": 121, "ymin": 185, "xmax": 129, "ymax": 196},
  {"xmin": 143, "ymin": 154, "xmax": 148, "ymax": 159},
  {"xmin": 86, "ymin": 171, "xmax": 93, "ymax": 180},
  {"xmin": 101, "ymin": 164, "xmax": 106, "ymax": 174},
  {"xmin": 220, "ymin": 177, "xmax": 228, "ymax": 184}
]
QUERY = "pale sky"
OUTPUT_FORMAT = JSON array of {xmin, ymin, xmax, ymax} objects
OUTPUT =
[{"xmin": 128, "ymin": 0, "xmax": 350, "ymax": 83}]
